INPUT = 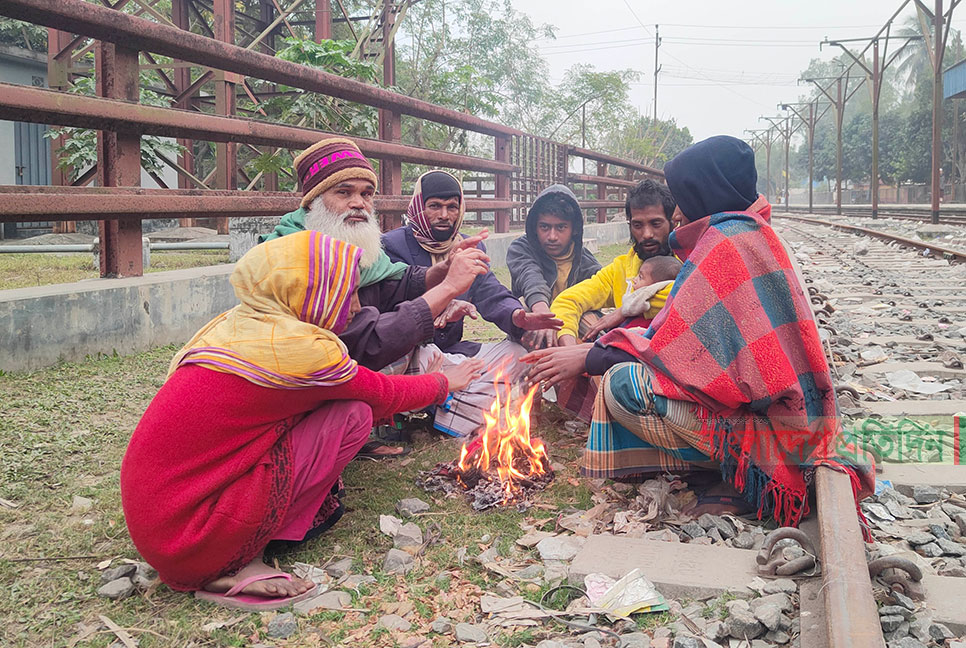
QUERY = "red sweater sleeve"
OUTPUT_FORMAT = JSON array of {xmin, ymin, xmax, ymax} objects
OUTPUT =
[{"xmin": 324, "ymin": 366, "xmax": 450, "ymax": 420}]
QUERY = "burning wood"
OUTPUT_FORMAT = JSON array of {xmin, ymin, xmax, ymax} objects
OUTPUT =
[{"xmin": 419, "ymin": 372, "xmax": 553, "ymax": 511}]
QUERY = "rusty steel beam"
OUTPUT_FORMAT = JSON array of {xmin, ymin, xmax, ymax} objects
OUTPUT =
[
  {"xmin": 569, "ymin": 145, "xmax": 664, "ymax": 177},
  {"xmin": 0, "ymin": 0, "xmax": 521, "ymax": 138},
  {"xmin": 568, "ymin": 173, "xmax": 639, "ymax": 189},
  {"xmin": 0, "ymin": 83, "xmax": 515, "ymax": 175},
  {"xmin": 578, "ymin": 201, "xmax": 625, "ymax": 209},
  {"xmin": 0, "ymin": 188, "xmax": 519, "ymax": 221},
  {"xmin": 814, "ymin": 467, "xmax": 885, "ymax": 648}
]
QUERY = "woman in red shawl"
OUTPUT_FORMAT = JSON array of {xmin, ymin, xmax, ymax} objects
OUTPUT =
[{"xmin": 121, "ymin": 231, "xmax": 482, "ymax": 609}]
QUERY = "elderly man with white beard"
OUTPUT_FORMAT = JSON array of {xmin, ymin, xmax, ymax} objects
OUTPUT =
[{"xmin": 260, "ymin": 138, "xmax": 491, "ymax": 455}]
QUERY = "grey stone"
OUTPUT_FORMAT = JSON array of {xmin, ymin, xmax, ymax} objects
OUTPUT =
[
  {"xmin": 912, "ymin": 485, "xmax": 940, "ymax": 504},
  {"xmin": 454, "ymin": 622, "xmax": 488, "ymax": 643},
  {"xmin": 954, "ymin": 513, "xmax": 966, "ymax": 536},
  {"xmin": 673, "ymin": 637, "xmax": 704, "ymax": 648},
  {"xmin": 880, "ymin": 615, "xmax": 905, "ymax": 633},
  {"xmin": 396, "ymin": 498, "xmax": 430, "ymax": 517},
  {"xmin": 620, "ymin": 632, "xmax": 651, "ymax": 648},
  {"xmin": 342, "ymin": 574, "xmax": 376, "ymax": 589},
  {"xmin": 908, "ymin": 619, "xmax": 933, "ymax": 643},
  {"xmin": 517, "ymin": 564, "xmax": 545, "ymax": 580},
  {"xmin": 71, "ymin": 495, "xmax": 94, "ymax": 512},
  {"xmin": 101, "ymin": 564, "xmax": 137, "ymax": 583},
  {"xmin": 383, "ymin": 548, "xmax": 414, "ymax": 574},
  {"xmin": 377, "ymin": 614, "xmax": 412, "ymax": 632},
  {"xmin": 937, "ymin": 538, "xmax": 966, "ymax": 556},
  {"xmin": 892, "ymin": 590, "xmax": 917, "ymax": 611},
  {"xmin": 325, "ymin": 557, "xmax": 353, "ymax": 578},
  {"xmin": 941, "ymin": 502, "xmax": 966, "ymax": 517},
  {"xmin": 754, "ymin": 604, "xmax": 782, "ymax": 631},
  {"xmin": 706, "ymin": 527, "xmax": 724, "ymax": 544},
  {"xmin": 393, "ymin": 522, "xmax": 424, "ymax": 550},
  {"xmin": 905, "ymin": 531, "xmax": 936, "ymax": 546},
  {"xmin": 477, "ymin": 547, "xmax": 500, "ymax": 564},
  {"xmin": 584, "ymin": 636, "xmax": 602, "ymax": 648},
  {"xmin": 915, "ymin": 542, "xmax": 942, "ymax": 558},
  {"xmin": 294, "ymin": 590, "xmax": 351, "ymax": 615},
  {"xmin": 707, "ymin": 621, "xmax": 728, "ymax": 641},
  {"xmin": 889, "ymin": 638, "xmax": 927, "ymax": 648},
  {"xmin": 727, "ymin": 606, "xmax": 765, "ymax": 639},
  {"xmin": 682, "ymin": 521, "xmax": 707, "ymax": 539},
  {"xmin": 885, "ymin": 622, "xmax": 911, "ymax": 642},
  {"xmin": 751, "ymin": 593, "xmax": 793, "ymax": 613},
  {"xmin": 97, "ymin": 577, "xmax": 135, "ymax": 600},
  {"xmin": 266, "ymin": 612, "xmax": 298, "ymax": 639},
  {"xmin": 878, "ymin": 606, "xmax": 914, "ymax": 620},
  {"xmin": 928, "ymin": 623, "xmax": 954, "ymax": 642},
  {"xmin": 927, "ymin": 523, "xmax": 951, "ymax": 540},
  {"xmin": 536, "ymin": 535, "xmax": 585, "ymax": 561},
  {"xmin": 431, "ymin": 617, "xmax": 453, "ymax": 634},
  {"xmin": 765, "ymin": 630, "xmax": 791, "ymax": 645},
  {"xmin": 535, "ymin": 642, "xmax": 567, "ymax": 648},
  {"xmin": 733, "ymin": 532, "xmax": 755, "ymax": 550},
  {"xmin": 132, "ymin": 562, "xmax": 157, "ymax": 589},
  {"xmin": 697, "ymin": 514, "xmax": 737, "ymax": 539},
  {"xmin": 761, "ymin": 578, "xmax": 797, "ymax": 594}
]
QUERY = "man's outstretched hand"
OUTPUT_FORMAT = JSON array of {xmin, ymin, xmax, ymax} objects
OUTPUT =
[
  {"xmin": 435, "ymin": 299, "xmax": 478, "ymax": 328},
  {"xmin": 511, "ymin": 309, "xmax": 563, "ymax": 331},
  {"xmin": 520, "ymin": 343, "xmax": 593, "ymax": 390}
]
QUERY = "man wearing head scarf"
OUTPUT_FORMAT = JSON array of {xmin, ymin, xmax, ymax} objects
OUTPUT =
[
  {"xmin": 574, "ymin": 135, "xmax": 874, "ymax": 528},
  {"xmin": 381, "ymin": 170, "xmax": 562, "ymax": 437},
  {"xmin": 259, "ymin": 140, "xmax": 490, "ymax": 455},
  {"xmin": 506, "ymin": 184, "xmax": 602, "ymax": 351}
]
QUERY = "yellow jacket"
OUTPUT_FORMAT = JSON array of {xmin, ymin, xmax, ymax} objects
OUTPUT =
[{"xmin": 550, "ymin": 247, "xmax": 671, "ymax": 339}]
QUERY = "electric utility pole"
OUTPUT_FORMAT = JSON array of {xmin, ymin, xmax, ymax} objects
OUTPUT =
[
  {"xmin": 823, "ymin": 31, "xmax": 921, "ymax": 218},
  {"xmin": 654, "ymin": 24, "xmax": 661, "ymax": 119},
  {"xmin": 781, "ymin": 101, "xmax": 833, "ymax": 213}
]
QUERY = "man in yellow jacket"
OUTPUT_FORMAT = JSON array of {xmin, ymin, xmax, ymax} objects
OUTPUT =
[{"xmin": 551, "ymin": 179, "xmax": 675, "ymax": 346}]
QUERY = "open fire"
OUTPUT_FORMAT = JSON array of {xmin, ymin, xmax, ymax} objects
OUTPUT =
[{"xmin": 419, "ymin": 370, "xmax": 554, "ymax": 511}]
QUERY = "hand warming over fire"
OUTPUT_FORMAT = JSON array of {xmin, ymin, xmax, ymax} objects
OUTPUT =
[
  {"xmin": 521, "ymin": 343, "xmax": 593, "ymax": 390},
  {"xmin": 441, "ymin": 358, "xmax": 485, "ymax": 392},
  {"xmin": 442, "ymin": 248, "xmax": 491, "ymax": 295},
  {"xmin": 511, "ymin": 309, "xmax": 564, "ymax": 332},
  {"xmin": 435, "ymin": 299, "xmax": 478, "ymax": 328}
]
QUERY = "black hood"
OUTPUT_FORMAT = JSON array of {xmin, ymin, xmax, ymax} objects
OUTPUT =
[{"xmin": 524, "ymin": 184, "xmax": 584, "ymax": 261}]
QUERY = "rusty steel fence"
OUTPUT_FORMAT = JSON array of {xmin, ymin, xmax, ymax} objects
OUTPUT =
[{"xmin": 0, "ymin": 0, "xmax": 662, "ymax": 277}]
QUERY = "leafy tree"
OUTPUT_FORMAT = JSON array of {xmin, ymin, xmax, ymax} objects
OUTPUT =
[{"xmin": 0, "ymin": 17, "xmax": 47, "ymax": 51}]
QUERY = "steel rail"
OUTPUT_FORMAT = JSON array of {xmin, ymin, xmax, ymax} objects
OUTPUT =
[
  {"xmin": 0, "ymin": 0, "xmax": 523, "ymax": 138},
  {"xmin": 0, "ymin": 83, "xmax": 515, "ymax": 175},
  {"xmin": 783, "ymin": 204, "xmax": 966, "ymax": 224},
  {"xmin": 775, "ymin": 214, "xmax": 966, "ymax": 262}
]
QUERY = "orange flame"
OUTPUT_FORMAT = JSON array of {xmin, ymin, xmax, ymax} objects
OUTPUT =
[{"xmin": 457, "ymin": 368, "xmax": 549, "ymax": 502}]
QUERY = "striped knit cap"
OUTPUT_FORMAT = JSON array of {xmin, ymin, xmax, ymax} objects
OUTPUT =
[{"xmin": 293, "ymin": 138, "xmax": 378, "ymax": 208}]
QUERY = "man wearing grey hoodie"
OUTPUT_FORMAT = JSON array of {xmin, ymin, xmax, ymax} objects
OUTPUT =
[{"xmin": 506, "ymin": 185, "xmax": 602, "ymax": 350}]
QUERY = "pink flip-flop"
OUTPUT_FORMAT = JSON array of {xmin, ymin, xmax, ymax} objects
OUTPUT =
[{"xmin": 194, "ymin": 572, "xmax": 318, "ymax": 611}]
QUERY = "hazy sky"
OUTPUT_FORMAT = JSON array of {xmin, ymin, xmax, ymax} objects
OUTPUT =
[{"xmin": 513, "ymin": 0, "xmax": 966, "ymax": 142}]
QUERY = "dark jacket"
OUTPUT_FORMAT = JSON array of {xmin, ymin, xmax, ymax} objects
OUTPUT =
[
  {"xmin": 382, "ymin": 226, "xmax": 524, "ymax": 357},
  {"xmin": 506, "ymin": 184, "xmax": 602, "ymax": 310},
  {"xmin": 338, "ymin": 265, "xmax": 435, "ymax": 371}
]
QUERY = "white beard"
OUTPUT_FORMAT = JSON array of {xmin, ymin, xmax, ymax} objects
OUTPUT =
[{"xmin": 304, "ymin": 200, "xmax": 383, "ymax": 267}]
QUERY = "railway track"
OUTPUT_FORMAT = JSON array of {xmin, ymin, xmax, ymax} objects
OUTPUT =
[
  {"xmin": 772, "ymin": 217, "xmax": 966, "ymax": 648},
  {"xmin": 783, "ymin": 204, "xmax": 966, "ymax": 226}
]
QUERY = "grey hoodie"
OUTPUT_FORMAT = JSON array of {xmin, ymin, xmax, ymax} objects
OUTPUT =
[{"xmin": 506, "ymin": 184, "xmax": 602, "ymax": 309}]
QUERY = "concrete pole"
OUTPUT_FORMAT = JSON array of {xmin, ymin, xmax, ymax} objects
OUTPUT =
[
  {"xmin": 872, "ymin": 39, "xmax": 880, "ymax": 219},
  {"xmin": 931, "ymin": 0, "xmax": 944, "ymax": 224},
  {"xmin": 835, "ymin": 77, "xmax": 844, "ymax": 215},
  {"xmin": 808, "ymin": 102, "xmax": 815, "ymax": 213},
  {"xmin": 783, "ymin": 116, "xmax": 790, "ymax": 210}
]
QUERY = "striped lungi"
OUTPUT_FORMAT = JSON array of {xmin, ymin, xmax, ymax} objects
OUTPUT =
[
  {"xmin": 383, "ymin": 338, "xmax": 529, "ymax": 438},
  {"xmin": 580, "ymin": 361, "xmax": 716, "ymax": 478}
]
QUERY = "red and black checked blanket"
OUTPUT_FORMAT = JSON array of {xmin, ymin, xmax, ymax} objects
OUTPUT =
[{"xmin": 597, "ymin": 198, "xmax": 875, "ymax": 527}]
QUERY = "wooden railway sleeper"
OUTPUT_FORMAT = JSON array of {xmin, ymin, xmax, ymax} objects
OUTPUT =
[
  {"xmin": 756, "ymin": 527, "xmax": 819, "ymax": 576},
  {"xmin": 867, "ymin": 556, "xmax": 925, "ymax": 601}
]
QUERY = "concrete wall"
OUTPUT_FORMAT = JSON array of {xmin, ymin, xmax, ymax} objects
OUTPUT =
[{"xmin": 0, "ymin": 265, "xmax": 236, "ymax": 372}]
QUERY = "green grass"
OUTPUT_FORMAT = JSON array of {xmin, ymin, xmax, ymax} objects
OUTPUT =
[
  {"xmin": 0, "ymin": 251, "xmax": 229, "ymax": 290},
  {"xmin": 0, "ymin": 241, "xmax": 639, "ymax": 646}
]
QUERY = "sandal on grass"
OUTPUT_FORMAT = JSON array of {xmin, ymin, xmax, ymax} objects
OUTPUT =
[
  {"xmin": 353, "ymin": 440, "xmax": 411, "ymax": 461},
  {"xmin": 194, "ymin": 573, "xmax": 317, "ymax": 611}
]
